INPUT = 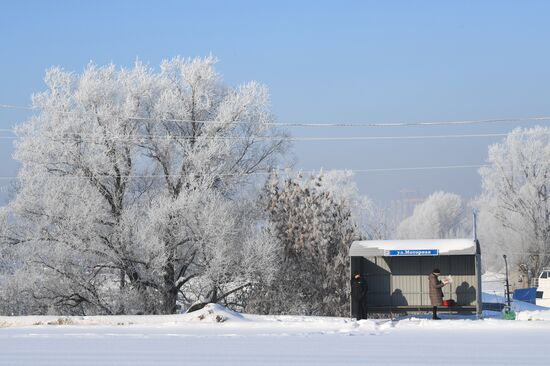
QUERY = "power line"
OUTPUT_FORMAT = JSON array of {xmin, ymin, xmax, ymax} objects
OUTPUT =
[
  {"xmin": 0, "ymin": 164, "xmax": 489, "ymax": 180},
  {"xmin": 285, "ymin": 134, "xmax": 507, "ymax": 141},
  {"xmin": 1, "ymin": 103, "xmax": 550, "ymax": 128},
  {"xmin": 0, "ymin": 104, "xmax": 34, "ymax": 111},
  {"xmin": 347, "ymin": 164, "xmax": 487, "ymax": 172},
  {"xmin": 0, "ymin": 133, "xmax": 509, "ymax": 142},
  {"xmin": 277, "ymin": 117, "xmax": 550, "ymax": 128}
]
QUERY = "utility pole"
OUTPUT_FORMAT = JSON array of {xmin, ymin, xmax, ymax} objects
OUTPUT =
[
  {"xmin": 473, "ymin": 210, "xmax": 482, "ymax": 317},
  {"xmin": 502, "ymin": 254, "xmax": 516, "ymax": 320},
  {"xmin": 503, "ymin": 254, "xmax": 511, "ymax": 308},
  {"xmin": 472, "ymin": 210, "xmax": 477, "ymax": 241}
]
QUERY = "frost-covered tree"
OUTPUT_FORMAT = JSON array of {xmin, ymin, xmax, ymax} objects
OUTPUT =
[
  {"xmin": 0, "ymin": 208, "xmax": 23, "ymax": 315},
  {"xmin": 5, "ymin": 56, "xmax": 287, "ymax": 315},
  {"xmin": 254, "ymin": 171, "xmax": 358, "ymax": 316},
  {"xmin": 396, "ymin": 191, "xmax": 468, "ymax": 239},
  {"xmin": 477, "ymin": 127, "xmax": 550, "ymax": 280},
  {"xmin": 355, "ymin": 198, "xmax": 401, "ymax": 240},
  {"xmin": 311, "ymin": 170, "xmax": 399, "ymax": 241}
]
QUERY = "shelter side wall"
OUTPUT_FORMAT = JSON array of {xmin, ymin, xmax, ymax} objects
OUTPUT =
[
  {"xmin": 391, "ymin": 257, "xmax": 422, "ymax": 306},
  {"xmin": 452, "ymin": 256, "xmax": 477, "ymax": 306},
  {"xmin": 363, "ymin": 257, "xmax": 391, "ymax": 307}
]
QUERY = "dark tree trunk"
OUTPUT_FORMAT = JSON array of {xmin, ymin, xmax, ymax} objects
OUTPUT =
[{"xmin": 162, "ymin": 263, "xmax": 178, "ymax": 314}]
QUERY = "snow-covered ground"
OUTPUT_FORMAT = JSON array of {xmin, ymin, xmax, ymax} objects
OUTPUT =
[{"xmin": 1, "ymin": 303, "xmax": 550, "ymax": 365}]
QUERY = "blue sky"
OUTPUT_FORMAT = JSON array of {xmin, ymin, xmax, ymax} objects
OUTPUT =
[{"xmin": 1, "ymin": 0, "xmax": 550, "ymax": 204}]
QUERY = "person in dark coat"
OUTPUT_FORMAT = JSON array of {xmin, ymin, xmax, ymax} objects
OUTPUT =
[
  {"xmin": 428, "ymin": 268, "xmax": 448, "ymax": 320},
  {"xmin": 351, "ymin": 272, "xmax": 368, "ymax": 320}
]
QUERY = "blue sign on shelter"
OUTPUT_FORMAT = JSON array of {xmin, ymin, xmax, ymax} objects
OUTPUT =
[{"xmin": 385, "ymin": 249, "xmax": 439, "ymax": 256}]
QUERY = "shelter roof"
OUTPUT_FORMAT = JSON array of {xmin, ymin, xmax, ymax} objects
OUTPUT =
[{"xmin": 349, "ymin": 239, "xmax": 478, "ymax": 257}]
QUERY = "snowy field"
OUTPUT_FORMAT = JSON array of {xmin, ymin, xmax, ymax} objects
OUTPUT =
[{"xmin": 1, "ymin": 303, "xmax": 550, "ymax": 366}]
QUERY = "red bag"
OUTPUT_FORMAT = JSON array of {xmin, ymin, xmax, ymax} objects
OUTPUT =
[{"xmin": 442, "ymin": 299, "xmax": 456, "ymax": 307}]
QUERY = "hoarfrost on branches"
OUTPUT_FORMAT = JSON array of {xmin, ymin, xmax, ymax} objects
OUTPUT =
[
  {"xmin": 252, "ymin": 171, "xmax": 358, "ymax": 316},
  {"xmin": 476, "ymin": 127, "xmax": 550, "ymax": 279},
  {"xmin": 396, "ymin": 191, "xmax": 468, "ymax": 240},
  {"xmin": 4, "ymin": 56, "xmax": 287, "ymax": 315}
]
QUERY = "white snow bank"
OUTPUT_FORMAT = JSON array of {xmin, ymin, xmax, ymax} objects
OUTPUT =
[
  {"xmin": 183, "ymin": 303, "xmax": 247, "ymax": 323},
  {"xmin": 2, "ymin": 300, "xmax": 550, "ymax": 332},
  {"xmin": 0, "ymin": 303, "xmax": 246, "ymax": 328},
  {"xmin": 0, "ymin": 305, "xmax": 370, "ymax": 331},
  {"xmin": 516, "ymin": 310, "xmax": 550, "ymax": 321},
  {"xmin": 0, "ymin": 314, "xmax": 182, "ymax": 328}
]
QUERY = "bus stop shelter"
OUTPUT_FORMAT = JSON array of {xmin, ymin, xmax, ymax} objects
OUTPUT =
[{"xmin": 349, "ymin": 239, "xmax": 482, "ymax": 317}]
